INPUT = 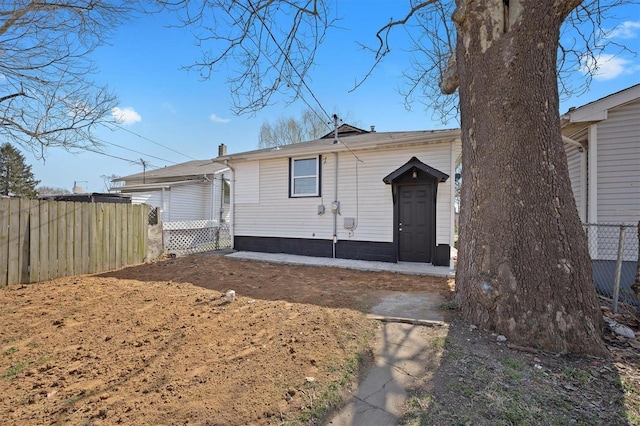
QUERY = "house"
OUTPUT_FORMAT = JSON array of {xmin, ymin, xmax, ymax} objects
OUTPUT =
[
  {"xmin": 112, "ymin": 151, "xmax": 231, "ymax": 254},
  {"xmin": 561, "ymin": 83, "xmax": 640, "ymax": 299},
  {"xmin": 112, "ymin": 156, "xmax": 230, "ymax": 223},
  {"xmin": 215, "ymin": 125, "xmax": 461, "ymax": 266},
  {"xmin": 562, "ymin": 83, "xmax": 640, "ymax": 226}
]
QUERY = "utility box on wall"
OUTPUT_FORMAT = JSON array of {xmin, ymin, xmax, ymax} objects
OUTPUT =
[{"xmin": 344, "ymin": 217, "xmax": 355, "ymax": 230}]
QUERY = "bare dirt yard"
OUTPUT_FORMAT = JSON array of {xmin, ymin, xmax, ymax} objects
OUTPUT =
[
  {"xmin": 0, "ymin": 254, "xmax": 450, "ymax": 425},
  {"xmin": 1, "ymin": 253, "xmax": 639, "ymax": 426}
]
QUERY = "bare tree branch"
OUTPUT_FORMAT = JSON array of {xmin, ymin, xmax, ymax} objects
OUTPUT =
[
  {"xmin": 160, "ymin": 0, "xmax": 335, "ymax": 115},
  {"xmin": 0, "ymin": 1, "xmax": 133, "ymax": 157}
]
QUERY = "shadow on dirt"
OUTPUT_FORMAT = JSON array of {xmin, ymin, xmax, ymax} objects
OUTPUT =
[{"xmin": 97, "ymin": 254, "xmax": 453, "ymax": 314}]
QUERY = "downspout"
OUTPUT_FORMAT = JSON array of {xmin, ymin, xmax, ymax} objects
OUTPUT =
[
  {"xmin": 214, "ymin": 173, "xmax": 216, "ymax": 221},
  {"xmin": 449, "ymin": 140, "xmax": 456, "ymax": 269},
  {"xmin": 587, "ymin": 124, "xmax": 598, "ymax": 258},
  {"xmin": 333, "ymin": 152, "xmax": 338, "ymax": 258},
  {"xmin": 219, "ymin": 173, "xmax": 225, "ymax": 223},
  {"xmin": 225, "ymin": 161, "xmax": 236, "ymax": 249},
  {"xmin": 332, "ymin": 114, "xmax": 339, "ymax": 259}
]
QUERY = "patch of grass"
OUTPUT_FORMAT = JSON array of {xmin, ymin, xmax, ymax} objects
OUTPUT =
[
  {"xmin": 430, "ymin": 336, "xmax": 447, "ymax": 349},
  {"xmin": 627, "ymin": 411, "xmax": 640, "ymax": 425},
  {"xmin": 439, "ymin": 301, "xmax": 457, "ymax": 311},
  {"xmin": 3, "ymin": 346, "xmax": 18, "ymax": 356},
  {"xmin": 449, "ymin": 380, "xmax": 475, "ymax": 398},
  {"xmin": 560, "ymin": 366, "xmax": 594, "ymax": 386},
  {"xmin": 501, "ymin": 359, "xmax": 523, "ymax": 370},
  {"xmin": 499, "ymin": 400, "xmax": 533, "ymax": 425},
  {"xmin": 1, "ymin": 360, "xmax": 30, "ymax": 379},
  {"xmin": 26, "ymin": 341, "xmax": 39, "ymax": 349}
]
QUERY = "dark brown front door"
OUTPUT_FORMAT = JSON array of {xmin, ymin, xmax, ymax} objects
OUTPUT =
[{"xmin": 398, "ymin": 183, "xmax": 435, "ymax": 262}]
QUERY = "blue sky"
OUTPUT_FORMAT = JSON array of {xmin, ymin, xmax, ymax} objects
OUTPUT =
[{"xmin": 23, "ymin": 2, "xmax": 640, "ymax": 193}]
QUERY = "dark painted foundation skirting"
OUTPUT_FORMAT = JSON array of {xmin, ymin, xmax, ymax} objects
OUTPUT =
[
  {"xmin": 592, "ymin": 260, "xmax": 638, "ymax": 305},
  {"xmin": 233, "ymin": 236, "xmax": 397, "ymax": 263}
]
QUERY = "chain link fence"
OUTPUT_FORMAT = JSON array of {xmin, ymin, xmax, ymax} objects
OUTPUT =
[
  {"xmin": 583, "ymin": 223, "xmax": 639, "ymax": 309},
  {"xmin": 147, "ymin": 206, "xmax": 159, "ymax": 225}
]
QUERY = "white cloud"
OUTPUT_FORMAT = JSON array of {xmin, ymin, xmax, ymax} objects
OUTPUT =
[
  {"xmin": 604, "ymin": 21, "xmax": 640, "ymax": 39},
  {"xmin": 581, "ymin": 54, "xmax": 639, "ymax": 81},
  {"xmin": 209, "ymin": 113, "xmax": 230, "ymax": 124},
  {"xmin": 111, "ymin": 106, "xmax": 142, "ymax": 125}
]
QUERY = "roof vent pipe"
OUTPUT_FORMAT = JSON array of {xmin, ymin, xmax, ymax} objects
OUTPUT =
[{"xmin": 218, "ymin": 143, "xmax": 227, "ymax": 157}]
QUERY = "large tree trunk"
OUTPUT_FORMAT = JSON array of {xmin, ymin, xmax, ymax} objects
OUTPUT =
[
  {"xmin": 634, "ymin": 221, "xmax": 640, "ymax": 297},
  {"xmin": 453, "ymin": 0, "xmax": 605, "ymax": 355}
]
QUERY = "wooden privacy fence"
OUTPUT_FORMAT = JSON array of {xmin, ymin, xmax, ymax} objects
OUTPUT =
[{"xmin": 0, "ymin": 198, "xmax": 148, "ymax": 286}]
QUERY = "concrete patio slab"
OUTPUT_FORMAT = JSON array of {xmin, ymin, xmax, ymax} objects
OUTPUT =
[{"xmin": 226, "ymin": 251, "xmax": 455, "ymax": 278}]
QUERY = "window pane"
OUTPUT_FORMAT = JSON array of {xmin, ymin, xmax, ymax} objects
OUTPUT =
[
  {"xmin": 294, "ymin": 177, "xmax": 316, "ymax": 195},
  {"xmin": 294, "ymin": 158, "xmax": 316, "ymax": 176}
]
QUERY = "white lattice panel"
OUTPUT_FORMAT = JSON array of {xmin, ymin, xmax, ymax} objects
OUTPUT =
[{"xmin": 163, "ymin": 220, "xmax": 231, "ymax": 254}]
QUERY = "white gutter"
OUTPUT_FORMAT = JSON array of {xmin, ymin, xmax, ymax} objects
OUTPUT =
[{"xmin": 562, "ymin": 135, "xmax": 583, "ymax": 148}]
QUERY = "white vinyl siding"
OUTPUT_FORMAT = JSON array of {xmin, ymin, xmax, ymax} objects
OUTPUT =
[
  {"xmin": 564, "ymin": 140, "xmax": 586, "ymax": 222},
  {"xmin": 130, "ymin": 191, "xmax": 170, "ymax": 222},
  {"xmin": 233, "ymin": 141, "xmax": 456, "ymax": 245},
  {"xmin": 235, "ymin": 161, "xmax": 260, "ymax": 204},
  {"xmin": 169, "ymin": 183, "xmax": 212, "ymax": 221},
  {"xmin": 131, "ymin": 191, "xmax": 163, "ymax": 207},
  {"xmin": 596, "ymin": 100, "xmax": 640, "ymax": 225}
]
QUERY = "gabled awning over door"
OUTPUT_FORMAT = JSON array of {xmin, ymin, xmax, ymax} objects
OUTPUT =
[{"xmin": 382, "ymin": 156, "xmax": 449, "ymax": 184}]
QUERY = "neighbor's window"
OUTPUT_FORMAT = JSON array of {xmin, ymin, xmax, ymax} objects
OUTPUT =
[
  {"xmin": 223, "ymin": 180, "xmax": 230, "ymax": 204},
  {"xmin": 290, "ymin": 156, "xmax": 321, "ymax": 197}
]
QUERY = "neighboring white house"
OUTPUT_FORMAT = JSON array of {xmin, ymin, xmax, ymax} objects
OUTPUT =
[
  {"xmin": 112, "ymin": 154, "xmax": 231, "ymax": 254},
  {"xmin": 562, "ymin": 83, "xmax": 640, "ymax": 228},
  {"xmin": 561, "ymin": 83, "xmax": 639, "ymax": 300},
  {"xmin": 215, "ymin": 125, "xmax": 461, "ymax": 266},
  {"xmin": 112, "ymin": 158, "xmax": 230, "ymax": 223}
]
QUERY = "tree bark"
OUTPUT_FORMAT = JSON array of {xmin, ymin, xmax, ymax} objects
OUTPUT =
[
  {"xmin": 453, "ymin": 0, "xmax": 606, "ymax": 355},
  {"xmin": 634, "ymin": 221, "xmax": 640, "ymax": 296}
]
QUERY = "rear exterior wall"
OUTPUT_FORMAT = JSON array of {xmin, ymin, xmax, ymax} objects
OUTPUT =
[{"xmin": 232, "ymin": 142, "xmax": 457, "ymax": 250}]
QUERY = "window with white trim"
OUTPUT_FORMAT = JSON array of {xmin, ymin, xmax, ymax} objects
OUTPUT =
[{"xmin": 290, "ymin": 156, "xmax": 321, "ymax": 197}]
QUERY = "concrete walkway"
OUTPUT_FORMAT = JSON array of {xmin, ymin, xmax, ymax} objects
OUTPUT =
[
  {"xmin": 226, "ymin": 251, "xmax": 455, "ymax": 278},
  {"xmin": 225, "ymin": 251, "xmax": 450, "ymax": 425},
  {"xmin": 328, "ymin": 321, "xmax": 445, "ymax": 425}
]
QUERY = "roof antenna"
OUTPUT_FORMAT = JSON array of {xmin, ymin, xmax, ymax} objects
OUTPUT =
[{"xmin": 332, "ymin": 114, "xmax": 339, "ymax": 144}]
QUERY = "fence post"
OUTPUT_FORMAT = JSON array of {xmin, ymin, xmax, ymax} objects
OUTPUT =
[{"xmin": 612, "ymin": 225, "xmax": 626, "ymax": 313}]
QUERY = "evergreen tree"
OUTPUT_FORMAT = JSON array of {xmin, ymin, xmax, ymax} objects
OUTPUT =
[{"xmin": 0, "ymin": 143, "xmax": 40, "ymax": 198}]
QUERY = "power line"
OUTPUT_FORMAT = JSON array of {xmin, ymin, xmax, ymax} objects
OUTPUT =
[
  {"xmin": 112, "ymin": 123, "xmax": 199, "ymax": 161},
  {"xmin": 96, "ymin": 137, "xmax": 178, "ymax": 166},
  {"xmin": 81, "ymin": 146, "xmax": 141, "ymax": 165}
]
